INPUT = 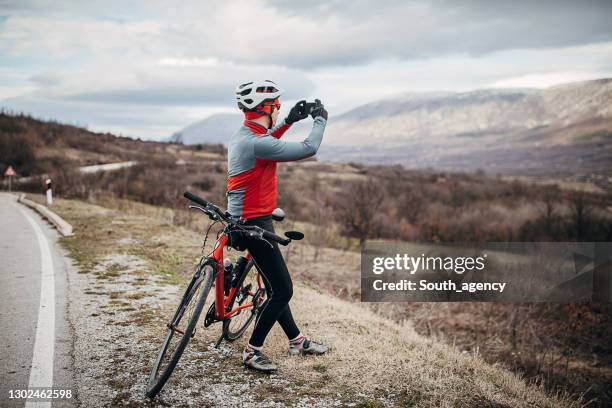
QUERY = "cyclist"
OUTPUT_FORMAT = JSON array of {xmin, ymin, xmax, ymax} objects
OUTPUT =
[{"xmin": 228, "ymin": 80, "xmax": 329, "ymax": 372}]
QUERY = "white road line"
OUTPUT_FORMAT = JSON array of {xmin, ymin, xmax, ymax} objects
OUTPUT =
[{"xmin": 18, "ymin": 205, "xmax": 55, "ymax": 408}]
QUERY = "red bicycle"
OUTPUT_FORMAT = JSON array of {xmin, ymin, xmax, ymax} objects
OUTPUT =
[{"xmin": 146, "ymin": 191, "xmax": 304, "ymax": 398}]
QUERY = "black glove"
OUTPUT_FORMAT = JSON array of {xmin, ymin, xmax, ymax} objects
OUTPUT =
[
  {"xmin": 310, "ymin": 99, "xmax": 328, "ymax": 120},
  {"xmin": 285, "ymin": 100, "xmax": 309, "ymax": 124}
]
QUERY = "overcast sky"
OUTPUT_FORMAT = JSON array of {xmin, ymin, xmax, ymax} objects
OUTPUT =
[{"xmin": 1, "ymin": 0, "xmax": 612, "ymax": 140}]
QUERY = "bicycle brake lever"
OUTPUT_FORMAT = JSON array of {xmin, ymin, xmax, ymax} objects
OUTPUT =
[
  {"xmin": 261, "ymin": 238, "xmax": 274, "ymax": 249},
  {"xmin": 239, "ymin": 227, "xmax": 273, "ymax": 249},
  {"xmin": 249, "ymin": 229, "xmax": 274, "ymax": 249},
  {"xmin": 190, "ymin": 204, "xmax": 221, "ymax": 220},
  {"xmin": 188, "ymin": 205, "xmax": 206, "ymax": 213}
]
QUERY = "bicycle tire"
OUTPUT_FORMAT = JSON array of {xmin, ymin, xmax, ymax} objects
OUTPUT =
[
  {"xmin": 145, "ymin": 263, "xmax": 215, "ymax": 398},
  {"xmin": 222, "ymin": 259, "xmax": 266, "ymax": 341}
]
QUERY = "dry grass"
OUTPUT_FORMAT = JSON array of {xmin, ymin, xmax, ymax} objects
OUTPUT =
[
  {"xmin": 34, "ymin": 193, "xmax": 579, "ymax": 407},
  {"xmin": 262, "ymin": 284, "xmax": 576, "ymax": 408},
  {"xmin": 501, "ymin": 176, "xmax": 608, "ymax": 195},
  {"xmin": 26, "ymin": 193, "xmax": 202, "ymax": 284}
]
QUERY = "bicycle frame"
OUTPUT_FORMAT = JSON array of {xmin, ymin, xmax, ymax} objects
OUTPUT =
[{"xmin": 211, "ymin": 232, "xmax": 264, "ymax": 322}]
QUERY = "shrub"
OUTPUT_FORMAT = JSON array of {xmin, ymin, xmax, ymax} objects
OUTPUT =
[{"xmin": 0, "ymin": 134, "xmax": 37, "ymax": 176}]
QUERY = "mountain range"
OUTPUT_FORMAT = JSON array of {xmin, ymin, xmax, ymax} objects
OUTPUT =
[
  {"xmin": 168, "ymin": 79, "xmax": 612, "ymax": 177},
  {"xmin": 166, "ymin": 113, "xmax": 242, "ymax": 145}
]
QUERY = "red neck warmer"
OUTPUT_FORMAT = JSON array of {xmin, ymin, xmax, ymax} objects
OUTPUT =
[{"xmin": 243, "ymin": 120, "xmax": 268, "ymax": 135}]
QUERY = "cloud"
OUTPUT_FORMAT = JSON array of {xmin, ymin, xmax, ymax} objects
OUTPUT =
[
  {"xmin": 3, "ymin": 91, "xmax": 226, "ymax": 138},
  {"xmin": 489, "ymin": 72, "xmax": 612, "ymax": 89},
  {"xmin": 1, "ymin": 0, "xmax": 611, "ymax": 139},
  {"xmin": 310, "ymin": 42, "xmax": 612, "ymax": 113},
  {"xmin": 213, "ymin": 0, "xmax": 612, "ymax": 67},
  {"xmin": 4, "ymin": 1, "xmax": 611, "ymax": 68},
  {"xmin": 56, "ymin": 62, "xmax": 314, "ymax": 106}
]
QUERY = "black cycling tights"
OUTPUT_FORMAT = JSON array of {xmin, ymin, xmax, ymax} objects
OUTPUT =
[{"xmin": 243, "ymin": 215, "xmax": 300, "ymax": 348}]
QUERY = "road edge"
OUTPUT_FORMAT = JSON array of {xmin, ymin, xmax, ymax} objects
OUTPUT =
[{"xmin": 17, "ymin": 193, "xmax": 74, "ymax": 237}]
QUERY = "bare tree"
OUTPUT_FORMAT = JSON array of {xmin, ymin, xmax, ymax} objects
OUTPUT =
[
  {"xmin": 570, "ymin": 191, "xmax": 592, "ymax": 241},
  {"xmin": 398, "ymin": 181, "xmax": 425, "ymax": 223},
  {"xmin": 539, "ymin": 186, "xmax": 561, "ymax": 237},
  {"xmin": 311, "ymin": 191, "xmax": 333, "ymax": 261},
  {"xmin": 336, "ymin": 178, "xmax": 385, "ymax": 251}
]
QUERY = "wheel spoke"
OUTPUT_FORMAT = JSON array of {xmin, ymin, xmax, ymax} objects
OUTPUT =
[{"xmin": 224, "ymin": 262, "xmax": 265, "ymax": 339}]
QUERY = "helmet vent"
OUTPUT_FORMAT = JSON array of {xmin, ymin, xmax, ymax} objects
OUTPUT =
[{"xmin": 256, "ymin": 86, "xmax": 277, "ymax": 93}]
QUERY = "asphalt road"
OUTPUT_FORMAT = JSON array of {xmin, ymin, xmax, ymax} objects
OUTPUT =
[{"xmin": 0, "ymin": 193, "xmax": 76, "ymax": 407}]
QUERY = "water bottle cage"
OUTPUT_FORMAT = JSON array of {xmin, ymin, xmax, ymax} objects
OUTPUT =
[{"xmin": 223, "ymin": 271, "xmax": 233, "ymax": 296}]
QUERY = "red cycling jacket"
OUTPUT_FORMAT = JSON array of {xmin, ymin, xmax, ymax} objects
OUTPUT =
[{"xmin": 226, "ymin": 116, "xmax": 326, "ymax": 219}]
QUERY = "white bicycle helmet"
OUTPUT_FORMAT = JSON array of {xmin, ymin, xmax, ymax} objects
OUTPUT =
[{"xmin": 235, "ymin": 80, "xmax": 284, "ymax": 112}]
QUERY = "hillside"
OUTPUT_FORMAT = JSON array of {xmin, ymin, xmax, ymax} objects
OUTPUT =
[
  {"xmin": 316, "ymin": 78, "xmax": 612, "ymax": 177},
  {"xmin": 0, "ymin": 110, "xmax": 172, "ymax": 177},
  {"xmin": 27, "ymin": 194, "xmax": 580, "ymax": 407},
  {"xmin": 166, "ymin": 113, "xmax": 242, "ymax": 145},
  {"xmin": 169, "ymin": 78, "xmax": 612, "ymax": 178},
  {"xmin": 2, "ymin": 110, "xmax": 612, "ymax": 242}
]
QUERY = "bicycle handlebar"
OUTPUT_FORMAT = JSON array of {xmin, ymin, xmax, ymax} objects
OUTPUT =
[
  {"xmin": 184, "ymin": 191, "xmax": 226, "ymax": 219},
  {"xmin": 184, "ymin": 191, "xmax": 210, "ymax": 208},
  {"xmin": 184, "ymin": 191, "xmax": 292, "ymax": 246},
  {"xmin": 263, "ymin": 229, "xmax": 291, "ymax": 246}
]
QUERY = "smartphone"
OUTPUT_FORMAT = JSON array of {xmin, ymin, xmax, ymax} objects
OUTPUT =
[{"xmin": 303, "ymin": 102, "xmax": 319, "ymax": 115}]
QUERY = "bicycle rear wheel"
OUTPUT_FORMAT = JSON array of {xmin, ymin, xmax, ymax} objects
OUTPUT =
[
  {"xmin": 146, "ymin": 262, "xmax": 215, "ymax": 398},
  {"xmin": 222, "ymin": 259, "xmax": 267, "ymax": 341}
]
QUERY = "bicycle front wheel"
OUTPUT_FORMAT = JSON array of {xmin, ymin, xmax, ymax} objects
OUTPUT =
[{"xmin": 146, "ymin": 263, "xmax": 215, "ymax": 398}]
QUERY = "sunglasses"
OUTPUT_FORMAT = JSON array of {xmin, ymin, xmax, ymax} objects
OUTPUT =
[{"xmin": 265, "ymin": 101, "xmax": 281, "ymax": 111}]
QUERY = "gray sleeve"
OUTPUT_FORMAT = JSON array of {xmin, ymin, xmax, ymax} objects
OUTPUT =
[
  {"xmin": 253, "ymin": 116, "xmax": 326, "ymax": 161},
  {"xmin": 269, "ymin": 119, "xmax": 291, "ymax": 135}
]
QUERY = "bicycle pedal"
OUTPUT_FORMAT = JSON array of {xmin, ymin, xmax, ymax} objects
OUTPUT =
[{"xmin": 204, "ymin": 302, "xmax": 216, "ymax": 327}]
